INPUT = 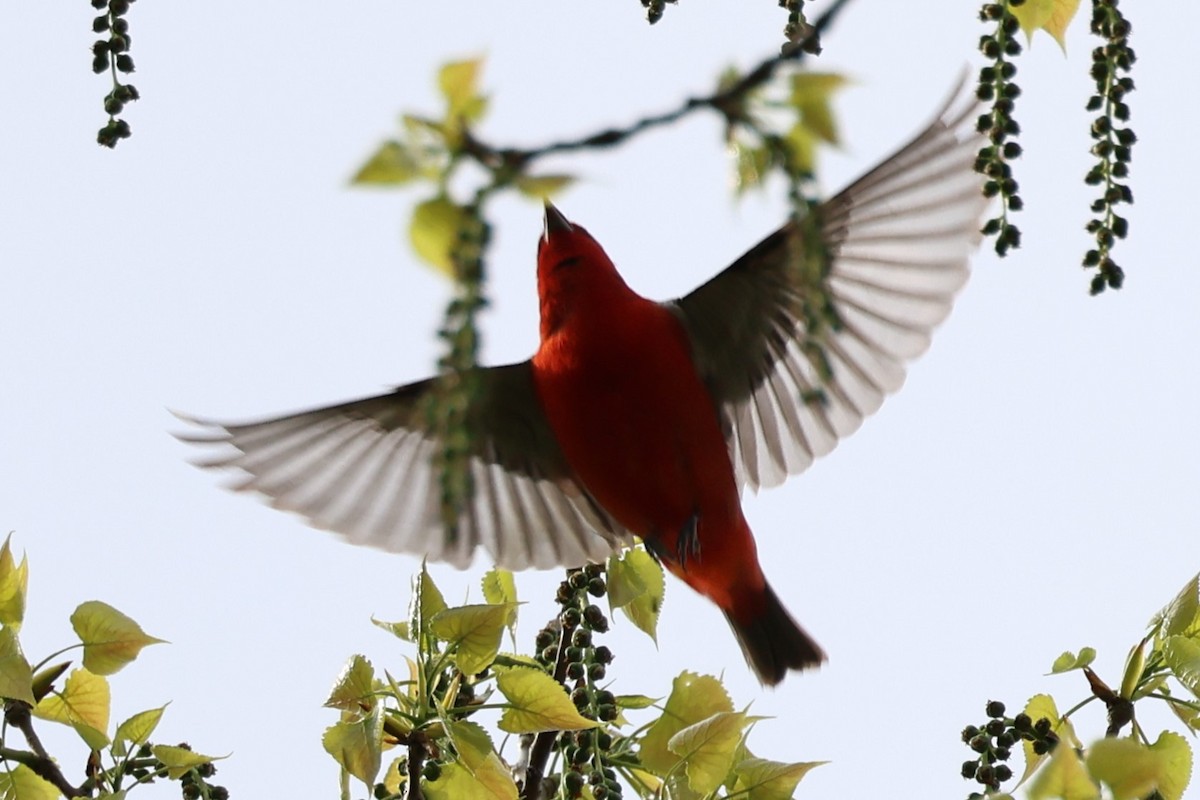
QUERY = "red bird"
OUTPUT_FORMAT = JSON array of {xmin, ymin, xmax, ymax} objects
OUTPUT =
[{"xmin": 181, "ymin": 90, "xmax": 986, "ymax": 685}]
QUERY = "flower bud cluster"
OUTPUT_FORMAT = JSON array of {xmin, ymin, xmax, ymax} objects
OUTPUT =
[
  {"xmin": 975, "ymin": 1, "xmax": 1025, "ymax": 257},
  {"xmin": 960, "ymin": 700, "xmax": 1060, "ymax": 798},
  {"xmin": 90, "ymin": 0, "xmax": 140, "ymax": 148}
]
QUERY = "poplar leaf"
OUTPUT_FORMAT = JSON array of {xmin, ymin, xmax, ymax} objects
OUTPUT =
[
  {"xmin": 409, "ymin": 196, "xmax": 467, "ymax": 278},
  {"xmin": 496, "ymin": 668, "xmax": 599, "ymax": 733},
  {"xmin": 1050, "ymin": 647, "xmax": 1096, "ymax": 673},
  {"xmin": 733, "ymin": 757, "xmax": 826, "ymax": 800},
  {"xmin": 640, "ymin": 672, "xmax": 733, "ymax": 775},
  {"xmin": 438, "ymin": 58, "xmax": 487, "ymax": 123},
  {"xmin": 352, "ymin": 141, "xmax": 422, "ymax": 186},
  {"xmin": 608, "ymin": 547, "xmax": 663, "ymax": 642},
  {"xmin": 481, "ymin": 569, "xmax": 517, "ymax": 607},
  {"xmin": 151, "ymin": 745, "xmax": 228, "ymax": 781},
  {"xmin": 70, "ymin": 600, "xmax": 165, "ymax": 676},
  {"xmin": 1165, "ymin": 636, "xmax": 1200, "ymax": 698},
  {"xmin": 114, "ymin": 705, "xmax": 167, "ymax": 747},
  {"xmin": 789, "ymin": 72, "xmax": 848, "ymax": 145},
  {"xmin": 1010, "ymin": 0, "xmax": 1082, "ymax": 50},
  {"xmin": 383, "ymin": 757, "xmax": 406, "ymax": 795},
  {"xmin": 444, "ymin": 720, "xmax": 519, "ymax": 799},
  {"xmin": 0, "ymin": 535, "xmax": 28, "ymax": 629},
  {"xmin": 616, "ymin": 694, "xmax": 659, "ymax": 710},
  {"xmin": 33, "ymin": 668, "xmax": 110, "ymax": 740},
  {"xmin": 514, "ymin": 174, "xmax": 576, "ymax": 200},
  {"xmin": 324, "ymin": 654, "xmax": 377, "ymax": 711},
  {"xmin": 0, "ymin": 627, "xmax": 34, "ymax": 706},
  {"xmin": 668, "ymin": 711, "xmax": 752, "ymax": 794},
  {"xmin": 430, "ymin": 604, "xmax": 515, "ymax": 675},
  {"xmin": 1028, "ymin": 734, "xmax": 1098, "ymax": 800},
  {"xmin": 0, "ymin": 764, "xmax": 59, "ymax": 800},
  {"xmin": 1087, "ymin": 738, "xmax": 1162, "ymax": 800},
  {"xmin": 371, "ymin": 617, "xmax": 412, "ymax": 642},
  {"xmin": 321, "ymin": 706, "xmax": 383, "ymax": 787},
  {"xmin": 1155, "ymin": 574, "xmax": 1200, "ymax": 639}
]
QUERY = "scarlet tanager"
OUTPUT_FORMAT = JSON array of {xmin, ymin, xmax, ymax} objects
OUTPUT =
[{"xmin": 181, "ymin": 88, "xmax": 986, "ymax": 685}]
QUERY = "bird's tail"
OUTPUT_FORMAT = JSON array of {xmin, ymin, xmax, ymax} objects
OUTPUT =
[{"xmin": 724, "ymin": 581, "xmax": 825, "ymax": 686}]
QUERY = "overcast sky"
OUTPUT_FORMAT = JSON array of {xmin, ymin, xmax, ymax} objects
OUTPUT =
[{"xmin": 3, "ymin": 2, "xmax": 1198, "ymax": 798}]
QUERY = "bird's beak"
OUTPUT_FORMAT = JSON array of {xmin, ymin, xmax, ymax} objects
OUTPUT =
[{"xmin": 543, "ymin": 201, "xmax": 573, "ymax": 238}]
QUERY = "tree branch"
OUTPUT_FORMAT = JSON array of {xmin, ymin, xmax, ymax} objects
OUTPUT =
[
  {"xmin": 3, "ymin": 701, "xmax": 84, "ymax": 797},
  {"xmin": 521, "ymin": 608, "xmax": 578, "ymax": 800}
]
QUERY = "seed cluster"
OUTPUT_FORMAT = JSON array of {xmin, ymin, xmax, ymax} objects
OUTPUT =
[
  {"xmin": 960, "ymin": 700, "xmax": 1060, "ymax": 798},
  {"xmin": 535, "ymin": 564, "xmax": 626, "ymax": 799},
  {"xmin": 1083, "ymin": 0, "xmax": 1136, "ymax": 295},
  {"xmin": 975, "ymin": 1, "xmax": 1025, "ymax": 257},
  {"xmin": 89, "ymin": 0, "xmax": 140, "ymax": 148}
]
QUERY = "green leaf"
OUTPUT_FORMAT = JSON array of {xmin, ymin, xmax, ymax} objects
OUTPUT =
[
  {"xmin": 430, "ymin": 604, "xmax": 516, "ymax": 676},
  {"xmin": 0, "ymin": 627, "xmax": 34, "ymax": 705},
  {"xmin": 324, "ymin": 654, "xmax": 378, "ymax": 711},
  {"xmin": 1028, "ymin": 732, "xmax": 1098, "ymax": 800},
  {"xmin": 382, "ymin": 757, "xmax": 407, "ymax": 795},
  {"xmin": 1019, "ymin": 694, "xmax": 1065, "ymax": 787},
  {"xmin": 0, "ymin": 535, "xmax": 28, "ymax": 629},
  {"xmin": 495, "ymin": 668, "xmax": 600, "ymax": 734},
  {"xmin": 322, "ymin": 706, "xmax": 384, "ymax": 788},
  {"xmin": 33, "ymin": 668, "xmax": 110, "ymax": 741},
  {"xmin": 639, "ymin": 672, "xmax": 733, "ymax": 776},
  {"xmin": 151, "ymin": 744, "xmax": 227, "ymax": 781},
  {"xmin": 352, "ymin": 140, "xmax": 422, "ymax": 186},
  {"xmin": 1088, "ymin": 742, "xmax": 1144, "ymax": 798},
  {"xmin": 444, "ymin": 720, "xmax": 519, "ymax": 799},
  {"xmin": 730, "ymin": 141, "xmax": 772, "ymax": 196},
  {"xmin": 607, "ymin": 547, "xmax": 663, "ymax": 642},
  {"xmin": 0, "ymin": 764, "xmax": 59, "ymax": 800},
  {"xmin": 371, "ymin": 616, "xmax": 412, "ymax": 642},
  {"xmin": 409, "ymin": 196, "xmax": 468, "ymax": 278},
  {"xmin": 1049, "ymin": 647, "xmax": 1096, "ymax": 674},
  {"xmin": 789, "ymin": 72, "xmax": 847, "ymax": 145},
  {"xmin": 425, "ymin": 763, "xmax": 492, "ymax": 800},
  {"xmin": 410, "ymin": 561, "xmax": 448, "ymax": 641},
  {"xmin": 115, "ymin": 705, "xmax": 167, "ymax": 748},
  {"xmin": 481, "ymin": 569, "xmax": 517, "ymax": 607},
  {"xmin": 733, "ymin": 757, "xmax": 826, "ymax": 800},
  {"xmin": 437, "ymin": 57, "xmax": 488, "ymax": 134},
  {"xmin": 616, "ymin": 694, "xmax": 659, "ymax": 710},
  {"xmin": 1165, "ymin": 636, "xmax": 1200, "ymax": 699},
  {"xmin": 70, "ymin": 600, "xmax": 165, "ymax": 676},
  {"xmin": 668, "ymin": 711, "xmax": 753, "ymax": 795},
  {"xmin": 1155, "ymin": 574, "xmax": 1200, "ymax": 639},
  {"xmin": 514, "ymin": 174, "xmax": 576, "ymax": 200},
  {"xmin": 1150, "ymin": 731, "xmax": 1193, "ymax": 800},
  {"xmin": 1010, "ymin": 0, "xmax": 1082, "ymax": 50}
]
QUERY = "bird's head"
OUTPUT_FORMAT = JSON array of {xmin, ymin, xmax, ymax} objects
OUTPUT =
[{"xmin": 535, "ymin": 202, "xmax": 630, "ymax": 338}]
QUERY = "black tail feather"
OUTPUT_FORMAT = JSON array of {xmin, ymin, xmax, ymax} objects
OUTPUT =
[{"xmin": 724, "ymin": 581, "xmax": 825, "ymax": 686}]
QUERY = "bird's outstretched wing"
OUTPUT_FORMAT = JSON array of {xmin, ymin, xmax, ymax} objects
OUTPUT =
[
  {"xmin": 177, "ymin": 362, "xmax": 633, "ymax": 569},
  {"xmin": 672, "ymin": 85, "xmax": 988, "ymax": 491}
]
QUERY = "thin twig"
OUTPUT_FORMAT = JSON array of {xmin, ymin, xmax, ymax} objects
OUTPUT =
[
  {"xmin": 464, "ymin": 0, "xmax": 855, "ymax": 172},
  {"xmin": 3, "ymin": 701, "xmax": 83, "ymax": 797},
  {"xmin": 521, "ymin": 610, "xmax": 578, "ymax": 800}
]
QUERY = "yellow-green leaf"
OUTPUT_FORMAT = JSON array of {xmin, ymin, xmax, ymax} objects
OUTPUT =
[
  {"xmin": 668, "ymin": 711, "xmax": 753, "ymax": 795},
  {"xmin": 734, "ymin": 757, "xmax": 826, "ymax": 800},
  {"xmin": 383, "ymin": 757, "xmax": 407, "ymax": 795},
  {"xmin": 616, "ymin": 694, "xmax": 658, "ymax": 710},
  {"xmin": 514, "ymin": 174, "xmax": 576, "ymax": 200},
  {"xmin": 1010, "ymin": 0, "xmax": 1082, "ymax": 50},
  {"xmin": 444, "ymin": 721, "xmax": 519, "ymax": 800},
  {"xmin": 430, "ymin": 604, "xmax": 516, "ymax": 676},
  {"xmin": 1028, "ymin": 733, "xmax": 1098, "ymax": 800},
  {"xmin": 438, "ymin": 57, "xmax": 488, "ymax": 126},
  {"xmin": 1087, "ymin": 738, "xmax": 1161, "ymax": 800},
  {"xmin": 789, "ymin": 72, "xmax": 848, "ymax": 145},
  {"xmin": 70, "ymin": 600, "xmax": 165, "ymax": 676},
  {"xmin": 496, "ymin": 668, "xmax": 599, "ymax": 734},
  {"xmin": 0, "ymin": 627, "xmax": 34, "ymax": 706},
  {"xmin": 324, "ymin": 654, "xmax": 377, "ymax": 711},
  {"xmin": 410, "ymin": 561, "xmax": 448, "ymax": 640},
  {"xmin": 371, "ymin": 617, "xmax": 412, "ymax": 642},
  {"xmin": 73, "ymin": 719, "xmax": 110, "ymax": 750},
  {"xmin": 322, "ymin": 706, "xmax": 383, "ymax": 788},
  {"xmin": 352, "ymin": 140, "xmax": 422, "ymax": 186},
  {"xmin": 0, "ymin": 764, "xmax": 59, "ymax": 800},
  {"xmin": 409, "ymin": 196, "xmax": 468, "ymax": 278},
  {"xmin": 1150, "ymin": 731, "xmax": 1193, "ymax": 800},
  {"xmin": 1154, "ymin": 574, "xmax": 1200, "ymax": 639},
  {"xmin": 425, "ymin": 762, "xmax": 489, "ymax": 800},
  {"xmin": 1049, "ymin": 648, "xmax": 1096, "ymax": 674},
  {"xmin": 34, "ymin": 668, "xmax": 110, "ymax": 738},
  {"xmin": 639, "ymin": 672, "xmax": 733, "ymax": 775},
  {"xmin": 115, "ymin": 705, "xmax": 167, "ymax": 747},
  {"xmin": 482, "ymin": 569, "xmax": 517, "ymax": 607},
  {"xmin": 1019, "ymin": 694, "xmax": 1067, "ymax": 787},
  {"xmin": 0, "ymin": 535, "xmax": 28, "ymax": 629},
  {"xmin": 151, "ymin": 744, "xmax": 227, "ymax": 781},
  {"xmin": 784, "ymin": 122, "xmax": 818, "ymax": 175},
  {"xmin": 1119, "ymin": 639, "xmax": 1147, "ymax": 700},
  {"xmin": 608, "ymin": 547, "xmax": 663, "ymax": 642},
  {"xmin": 729, "ymin": 141, "xmax": 772, "ymax": 196},
  {"xmin": 1165, "ymin": 636, "xmax": 1200, "ymax": 699}
]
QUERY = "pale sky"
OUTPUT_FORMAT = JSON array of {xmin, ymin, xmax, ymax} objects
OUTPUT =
[{"xmin": 3, "ymin": 2, "xmax": 1198, "ymax": 798}]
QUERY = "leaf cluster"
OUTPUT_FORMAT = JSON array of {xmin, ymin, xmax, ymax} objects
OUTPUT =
[
  {"xmin": 0, "ymin": 536, "xmax": 228, "ymax": 798},
  {"xmin": 325, "ymin": 557, "xmax": 821, "ymax": 800}
]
